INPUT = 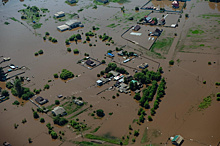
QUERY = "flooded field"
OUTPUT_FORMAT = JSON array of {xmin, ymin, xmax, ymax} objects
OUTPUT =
[{"xmin": 0, "ymin": 0, "xmax": 220, "ymax": 146}]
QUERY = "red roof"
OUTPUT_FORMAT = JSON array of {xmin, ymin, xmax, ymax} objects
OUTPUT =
[{"xmin": 151, "ymin": 20, "xmax": 155, "ymax": 24}]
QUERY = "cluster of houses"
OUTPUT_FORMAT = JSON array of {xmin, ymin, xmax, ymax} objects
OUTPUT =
[{"xmin": 144, "ymin": 16, "xmax": 165, "ymax": 26}]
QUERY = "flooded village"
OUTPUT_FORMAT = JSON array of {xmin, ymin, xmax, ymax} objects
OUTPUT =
[{"xmin": 0, "ymin": 0, "xmax": 220, "ymax": 146}]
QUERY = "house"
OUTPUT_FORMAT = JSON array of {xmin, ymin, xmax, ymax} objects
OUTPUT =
[
  {"xmin": 117, "ymin": 51, "xmax": 124, "ymax": 56},
  {"xmin": 73, "ymin": 99, "xmax": 84, "ymax": 106},
  {"xmin": 171, "ymin": 135, "xmax": 184, "ymax": 146},
  {"xmin": 96, "ymin": 80, "xmax": 103, "ymax": 86},
  {"xmin": 171, "ymin": 24, "xmax": 177, "ymax": 28},
  {"xmin": 172, "ymin": 1, "xmax": 179, "ymax": 8},
  {"xmin": 139, "ymin": 63, "xmax": 148, "ymax": 69},
  {"xmin": 118, "ymin": 83, "xmax": 130, "ymax": 93},
  {"xmin": 57, "ymin": 95, "xmax": 63, "ymax": 98},
  {"xmin": 109, "ymin": 70, "xmax": 119, "ymax": 77},
  {"xmin": 52, "ymin": 106, "xmax": 67, "ymax": 116},
  {"xmin": 65, "ymin": 20, "xmax": 82, "ymax": 29},
  {"xmin": 35, "ymin": 96, "xmax": 48, "ymax": 105},
  {"xmin": 144, "ymin": 16, "xmax": 151, "ymax": 22},
  {"xmin": 159, "ymin": 18, "xmax": 165, "ymax": 25},
  {"xmin": 3, "ymin": 142, "xmax": 11, "ymax": 146},
  {"xmin": 86, "ymin": 60, "xmax": 96, "ymax": 67},
  {"xmin": 150, "ymin": 28, "xmax": 163, "ymax": 36},
  {"xmin": 134, "ymin": 25, "xmax": 141, "ymax": 31},
  {"xmin": 54, "ymin": 11, "xmax": 65, "ymax": 18},
  {"xmin": 96, "ymin": 0, "xmax": 109, "ymax": 4},
  {"xmin": 131, "ymin": 80, "xmax": 143, "ymax": 88},
  {"xmin": 123, "ymin": 59, "xmax": 130, "ymax": 63},
  {"xmin": 100, "ymin": 77, "xmax": 110, "ymax": 83},
  {"xmin": 67, "ymin": 0, "xmax": 77, "ymax": 4},
  {"xmin": 57, "ymin": 24, "xmax": 69, "ymax": 32},
  {"xmin": 107, "ymin": 53, "xmax": 114, "ymax": 57}
]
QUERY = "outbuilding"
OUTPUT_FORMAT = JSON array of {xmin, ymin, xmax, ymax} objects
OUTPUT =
[
  {"xmin": 57, "ymin": 24, "xmax": 69, "ymax": 32},
  {"xmin": 52, "ymin": 106, "xmax": 67, "ymax": 116},
  {"xmin": 54, "ymin": 11, "xmax": 65, "ymax": 18},
  {"xmin": 171, "ymin": 135, "xmax": 184, "ymax": 146},
  {"xmin": 96, "ymin": 80, "xmax": 103, "ymax": 86},
  {"xmin": 65, "ymin": 20, "xmax": 81, "ymax": 29},
  {"xmin": 134, "ymin": 25, "xmax": 141, "ymax": 31}
]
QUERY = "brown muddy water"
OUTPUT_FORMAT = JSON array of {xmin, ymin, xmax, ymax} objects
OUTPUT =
[{"xmin": 0, "ymin": 0, "xmax": 220, "ymax": 146}]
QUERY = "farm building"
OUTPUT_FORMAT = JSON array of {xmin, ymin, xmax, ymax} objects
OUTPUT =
[
  {"xmin": 86, "ymin": 60, "xmax": 96, "ymax": 67},
  {"xmin": 109, "ymin": 71, "xmax": 119, "ymax": 77},
  {"xmin": 171, "ymin": 135, "xmax": 184, "ymax": 146},
  {"xmin": 133, "ymin": 25, "xmax": 141, "ymax": 31},
  {"xmin": 54, "ymin": 11, "xmax": 65, "ymax": 18},
  {"xmin": 138, "ymin": 63, "xmax": 148, "ymax": 69},
  {"xmin": 35, "ymin": 96, "xmax": 48, "ymax": 105},
  {"xmin": 96, "ymin": 80, "xmax": 103, "ymax": 86},
  {"xmin": 73, "ymin": 99, "xmax": 84, "ymax": 106},
  {"xmin": 57, "ymin": 24, "xmax": 69, "ymax": 31},
  {"xmin": 52, "ymin": 106, "xmax": 67, "ymax": 116},
  {"xmin": 65, "ymin": 20, "xmax": 82, "ymax": 29}
]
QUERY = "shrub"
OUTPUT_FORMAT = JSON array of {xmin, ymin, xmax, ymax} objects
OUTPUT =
[
  {"xmin": 148, "ymin": 116, "xmax": 152, "ymax": 121},
  {"xmin": 55, "ymin": 100, "xmax": 60, "ymax": 105},
  {"xmin": 83, "ymin": 41, "xmax": 86, "ymax": 44},
  {"xmin": 134, "ymin": 130, "xmax": 139, "ymax": 137},
  {"xmin": 101, "ymin": 60, "xmax": 106, "ymax": 64},
  {"xmin": 217, "ymin": 93, "xmax": 220, "ymax": 97},
  {"xmin": 45, "ymin": 32, "xmax": 50, "ymax": 35},
  {"xmin": 67, "ymin": 48, "xmax": 71, "ymax": 52},
  {"xmin": 89, "ymin": 43, "xmax": 92, "ymax": 47},
  {"xmin": 135, "ymin": 7, "xmax": 139, "ymax": 11},
  {"xmin": 112, "ymin": 95, "xmax": 116, "ymax": 99},
  {"xmin": 13, "ymin": 100, "xmax": 20, "ymax": 105},
  {"xmin": 38, "ymin": 50, "xmax": 43, "ymax": 54},
  {"xmin": 65, "ymin": 39, "xmax": 70, "ymax": 45},
  {"xmin": 44, "ymin": 84, "xmax": 50, "ymax": 89},
  {"xmin": 169, "ymin": 60, "xmax": 174, "ymax": 65},
  {"xmin": 217, "ymin": 97, "xmax": 220, "ymax": 101},
  {"xmin": 28, "ymin": 138, "xmax": 32, "ymax": 143},
  {"xmin": 86, "ymin": 36, "xmax": 90, "ymax": 41},
  {"xmin": 96, "ymin": 109, "xmax": 104, "ymax": 117},
  {"xmin": 208, "ymin": 62, "xmax": 211, "ymax": 65},
  {"xmin": 51, "ymin": 131, "xmax": 58, "ymax": 139},
  {"xmin": 132, "ymin": 138, "xmax": 136, "ymax": 142},
  {"xmin": 60, "ymin": 69, "xmax": 74, "ymax": 80},
  {"xmin": 203, "ymin": 81, "xmax": 206, "ymax": 84},
  {"xmin": 1, "ymin": 90, "xmax": 9, "ymax": 97},
  {"xmin": 40, "ymin": 118, "xmax": 45, "ymax": 123},
  {"xmin": 97, "ymin": 74, "xmax": 100, "ymax": 77},
  {"xmin": 43, "ymin": 36, "xmax": 46, "ymax": 40},
  {"xmin": 54, "ymin": 74, "xmax": 58, "ymax": 78},
  {"xmin": 48, "ymin": 37, "xmax": 52, "ymax": 41},
  {"xmin": 33, "ymin": 111, "xmax": 39, "ymax": 119},
  {"xmin": 116, "ymin": 93, "xmax": 119, "ymax": 96},
  {"xmin": 22, "ymin": 118, "xmax": 27, "ymax": 124},
  {"xmin": 77, "ymin": 97, "xmax": 82, "ymax": 100},
  {"xmin": 185, "ymin": 13, "xmax": 189, "ymax": 18},
  {"xmin": 216, "ymin": 82, "xmax": 220, "ymax": 86},
  {"xmin": 73, "ymin": 49, "xmax": 79, "ymax": 54},
  {"xmin": 51, "ymin": 38, "xmax": 57, "ymax": 43},
  {"xmin": 35, "ymin": 52, "xmax": 38, "ymax": 56}
]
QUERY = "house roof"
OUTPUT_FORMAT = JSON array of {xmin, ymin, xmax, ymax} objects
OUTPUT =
[
  {"xmin": 86, "ymin": 60, "xmax": 94, "ymax": 65},
  {"xmin": 109, "ymin": 70, "xmax": 119, "ymax": 77},
  {"xmin": 96, "ymin": 80, "xmax": 103, "ymax": 84},
  {"xmin": 134, "ymin": 25, "xmax": 141, "ymax": 31},
  {"xmin": 52, "ymin": 106, "xmax": 66, "ymax": 116},
  {"xmin": 65, "ymin": 20, "xmax": 81, "ymax": 26},
  {"xmin": 35, "ymin": 96, "xmax": 44, "ymax": 103},
  {"xmin": 107, "ymin": 53, "xmax": 114, "ymax": 57},
  {"xmin": 172, "ymin": 135, "xmax": 183, "ymax": 144}
]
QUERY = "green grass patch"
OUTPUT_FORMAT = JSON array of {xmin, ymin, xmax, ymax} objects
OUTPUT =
[
  {"xmin": 4, "ymin": 22, "xmax": 10, "ymax": 25},
  {"xmin": 10, "ymin": 17, "xmax": 19, "ymax": 22},
  {"xmin": 141, "ymin": 128, "xmax": 149, "ymax": 143},
  {"xmin": 107, "ymin": 23, "xmax": 120, "ymax": 28},
  {"xmin": 151, "ymin": 37, "xmax": 174, "ymax": 55},
  {"xmin": 73, "ymin": 141, "xmax": 101, "ymax": 146},
  {"xmin": 62, "ymin": 102, "xmax": 82, "ymax": 115},
  {"xmin": 91, "ymin": 126, "xmax": 101, "ymax": 133},
  {"xmin": 190, "ymin": 29, "xmax": 204, "ymax": 34},
  {"xmin": 32, "ymin": 23, "xmax": 42, "ymax": 29},
  {"xmin": 68, "ymin": 107, "xmax": 89, "ymax": 119},
  {"xmin": 201, "ymin": 14, "xmax": 220, "ymax": 18},
  {"xmin": 198, "ymin": 96, "xmax": 212, "ymax": 110},
  {"xmin": 40, "ymin": 8, "xmax": 50, "ymax": 13},
  {"xmin": 85, "ymin": 133, "xmax": 122, "ymax": 145},
  {"xmin": 46, "ymin": 104, "xmax": 55, "ymax": 111}
]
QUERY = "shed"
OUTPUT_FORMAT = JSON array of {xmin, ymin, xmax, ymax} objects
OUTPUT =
[
  {"xmin": 57, "ymin": 24, "xmax": 69, "ymax": 31},
  {"xmin": 54, "ymin": 11, "xmax": 65, "ymax": 18},
  {"xmin": 134, "ymin": 25, "xmax": 141, "ymax": 31},
  {"xmin": 52, "ymin": 106, "xmax": 67, "ymax": 116},
  {"xmin": 96, "ymin": 80, "xmax": 103, "ymax": 86},
  {"xmin": 171, "ymin": 135, "xmax": 184, "ymax": 146},
  {"xmin": 86, "ymin": 60, "xmax": 96, "ymax": 67},
  {"xmin": 139, "ymin": 63, "xmax": 148, "ymax": 69},
  {"xmin": 35, "ymin": 96, "xmax": 48, "ymax": 105},
  {"xmin": 107, "ymin": 53, "xmax": 114, "ymax": 57},
  {"xmin": 65, "ymin": 20, "xmax": 81, "ymax": 29},
  {"xmin": 123, "ymin": 59, "xmax": 130, "ymax": 63},
  {"xmin": 109, "ymin": 71, "xmax": 119, "ymax": 77}
]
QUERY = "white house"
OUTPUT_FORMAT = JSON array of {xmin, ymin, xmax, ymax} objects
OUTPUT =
[
  {"xmin": 65, "ymin": 20, "xmax": 81, "ymax": 29},
  {"xmin": 54, "ymin": 11, "xmax": 65, "ymax": 18}
]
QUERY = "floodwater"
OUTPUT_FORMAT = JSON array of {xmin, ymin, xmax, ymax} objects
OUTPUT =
[{"xmin": 0, "ymin": 0, "xmax": 220, "ymax": 146}]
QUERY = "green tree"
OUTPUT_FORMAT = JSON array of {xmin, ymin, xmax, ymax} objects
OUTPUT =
[
  {"xmin": 54, "ymin": 73, "xmax": 58, "ymax": 78},
  {"xmin": 169, "ymin": 60, "xmax": 174, "ymax": 65},
  {"xmin": 86, "ymin": 36, "xmax": 90, "ymax": 41},
  {"xmin": 96, "ymin": 109, "xmax": 105, "ymax": 117},
  {"xmin": 139, "ymin": 114, "xmax": 145, "ymax": 123},
  {"xmin": 134, "ymin": 93, "xmax": 141, "ymax": 100},
  {"xmin": 44, "ymin": 84, "xmax": 50, "ymax": 89},
  {"xmin": 144, "ymin": 100, "xmax": 150, "ymax": 109},
  {"xmin": 158, "ymin": 67, "xmax": 163, "ymax": 73},
  {"xmin": 76, "ymin": 34, "xmax": 81, "ymax": 40},
  {"xmin": 0, "ymin": 67, "xmax": 5, "ymax": 81},
  {"xmin": 55, "ymin": 100, "xmax": 60, "ymax": 105},
  {"xmin": 135, "ymin": 7, "xmax": 139, "ymax": 11},
  {"xmin": 151, "ymin": 108, "xmax": 155, "ymax": 115},
  {"xmin": 14, "ymin": 79, "xmax": 23, "ymax": 97},
  {"xmin": 148, "ymin": 116, "xmax": 153, "ymax": 121},
  {"xmin": 33, "ymin": 111, "xmax": 39, "ymax": 119},
  {"xmin": 40, "ymin": 118, "xmax": 45, "ymax": 123},
  {"xmin": 134, "ymin": 130, "xmax": 139, "ymax": 137},
  {"xmin": 1, "ymin": 90, "xmax": 9, "ymax": 97},
  {"xmin": 51, "ymin": 131, "xmax": 58, "ymax": 139}
]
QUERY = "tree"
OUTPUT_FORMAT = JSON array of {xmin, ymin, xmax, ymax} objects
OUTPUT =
[
  {"xmin": 55, "ymin": 100, "xmax": 60, "ymax": 105},
  {"xmin": 148, "ymin": 116, "xmax": 153, "ymax": 121},
  {"xmin": 217, "ymin": 92, "xmax": 220, "ymax": 97},
  {"xmin": 152, "ymin": 17, "xmax": 158, "ymax": 25},
  {"xmin": 185, "ymin": 13, "xmax": 189, "ymax": 18},
  {"xmin": 45, "ymin": 32, "xmax": 50, "ymax": 35},
  {"xmin": 38, "ymin": 50, "xmax": 43, "ymax": 54},
  {"xmin": 1, "ymin": 90, "xmax": 9, "ymax": 97},
  {"xmin": 14, "ymin": 79, "xmax": 23, "ymax": 97},
  {"xmin": 134, "ymin": 130, "xmax": 139, "ymax": 137},
  {"xmin": 60, "ymin": 69, "xmax": 74, "ymax": 80},
  {"xmin": 44, "ymin": 84, "xmax": 50, "ymax": 89},
  {"xmin": 134, "ymin": 93, "xmax": 141, "ymax": 100},
  {"xmin": 158, "ymin": 67, "xmax": 163, "ymax": 73},
  {"xmin": 135, "ymin": 7, "xmax": 139, "ymax": 11},
  {"xmin": 28, "ymin": 138, "xmax": 32, "ymax": 143},
  {"xmin": 139, "ymin": 114, "xmax": 145, "ymax": 123},
  {"xmin": 40, "ymin": 118, "xmax": 45, "ymax": 123},
  {"xmin": 96, "ymin": 109, "xmax": 105, "ymax": 117},
  {"xmin": 144, "ymin": 100, "xmax": 150, "ymax": 109},
  {"xmin": 101, "ymin": 60, "xmax": 106, "ymax": 64},
  {"xmin": 169, "ymin": 60, "xmax": 174, "ymax": 65},
  {"xmin": 65, "ymin": 39, "xmax": 70, "ymax": 45},
  {"xmin": 138, "ymin": 108, "xmax": 144, "ymax": 115},
  {"xmin": 86, "ymin": 36, "xmax": 90, "ymax": 41},
  {"xmin": 151, "ymin": 108, "xmax": 156, "ymax": 115},
  {"xmin": 73, "ymin": 49, "xmax": 79, "ymax": 54},
  {"xmin": 76, "ymin": 34, "xmax": 81, "ymax": 40},
  {"xmin": 129, "ymin": 125, "xmax": 132, "ymax": 130},
  {"xmin": 51, "ymin": 131, "xmax": 58, "ymax": 139},
  {"xmin": 54, "ymin": 73, "xmax": 58, "ymax": 78},
  {"xmin": 33, "ymin": 111, "xmax": 39, "ymax": 119},
  {"xmin": 0, "ymin": 67, "xmax": 5, "ymax": 81}
]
